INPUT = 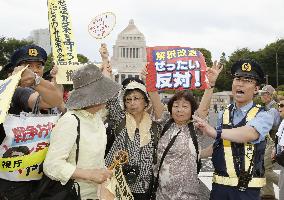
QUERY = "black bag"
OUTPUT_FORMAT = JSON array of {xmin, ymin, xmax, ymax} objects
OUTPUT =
[
  {"xmin": 276, "ymin": 150, "xmax": 284, "ymax": 167},
  {"xmin": 30, "ymin": 175, "xmax": 80, "ymax": 200},
  {"xmin": 122, "ymin": 164, "xmax": 140, "ymax": 185},
  {"xmin": 30, "ymin": 114, "xmax": 81, "ymax": 200}
]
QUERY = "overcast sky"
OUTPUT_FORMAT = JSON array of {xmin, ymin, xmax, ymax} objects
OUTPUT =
[{"xmin": 1, "ymin": 0, "xmax": 284, "ymax": 62}]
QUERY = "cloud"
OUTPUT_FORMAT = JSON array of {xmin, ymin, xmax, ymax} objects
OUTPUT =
[{"xmin": 1, "ymin": 0, "xmax": 283, "ymax": 62}]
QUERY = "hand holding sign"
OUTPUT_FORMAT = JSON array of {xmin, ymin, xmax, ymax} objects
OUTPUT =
[
  {"xmin": 88, "ymin": 12, "xmax": 116, "ymax": 39},
  {"xmin": 99, "ymin": 43, "xmax": 113, "ymax": 77},
  {"xmin": 108, "ymin": 150, "xmax": 129, "ymax": 170}
]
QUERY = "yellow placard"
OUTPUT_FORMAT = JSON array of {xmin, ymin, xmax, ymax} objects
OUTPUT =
[
  {"xmin": 56, "ymin": 63, "xmax": 82, "ymax": 84},
  {"xmin": 107, "ymin": 165, "xmax": 134, "ymax": 200},
  {"xmin": 0, "ymin": 67, "xmax": 27, "ymax": 124},
  {"xmin": 48, "ymin": 0, "xmax": 79, "ymax": 84},
  {"xmin": 0, "ymin": 148, "xmax": 48, "ymax": 172}
]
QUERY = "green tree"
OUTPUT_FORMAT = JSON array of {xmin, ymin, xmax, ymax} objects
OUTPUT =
[
  {"xmin": 0, "ymin": 37, "xmax": 33, "ymax": 79},
  {"xmin": 196, "ymin": 48, "xmax": 213, "ymax": 67},
  {"xmin": 256, "ymin": 39, "xmax": 284, "ymax": 88}
]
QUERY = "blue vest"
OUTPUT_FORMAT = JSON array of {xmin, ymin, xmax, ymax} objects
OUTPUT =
[{"xmin": 211, "ymin": 104, "xmax": 266, "ymax": 188}]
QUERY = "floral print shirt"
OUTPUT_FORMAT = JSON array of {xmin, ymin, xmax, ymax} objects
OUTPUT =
[{"xmin": 155, "ymin": 122, "xmax": 199, "ymax": 200}]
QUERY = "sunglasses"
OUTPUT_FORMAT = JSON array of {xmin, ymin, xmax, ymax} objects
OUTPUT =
[{"xmin": 279, "ymin": 103, "xmax": 284, "ymax": 108}]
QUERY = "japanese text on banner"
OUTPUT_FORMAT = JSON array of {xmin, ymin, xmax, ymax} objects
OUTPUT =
[
  {"xmin": 48, "ymin": 0, "xmax": 79, "ymax": 84},
  {"xmin": 146, "ymin": 46, "xmax": 209, "ymax": 92}
]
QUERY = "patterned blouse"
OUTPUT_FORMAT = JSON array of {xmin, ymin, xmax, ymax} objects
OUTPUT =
[
  {"xmin": 105, "ymin": 98, "xmax": 161, "ymax": 194},
  {"xmin": 155, "ymin": 120, "xmax": 200, "ymax": 200}
]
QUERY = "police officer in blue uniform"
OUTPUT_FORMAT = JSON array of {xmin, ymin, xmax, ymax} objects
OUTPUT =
[
  {"xmin": 0, "ymin": 45, "xmax": 63, "ymax": 200},
  {"xmin": 193, "ymin": 59, "xmax": 273, "ymax": 200}
]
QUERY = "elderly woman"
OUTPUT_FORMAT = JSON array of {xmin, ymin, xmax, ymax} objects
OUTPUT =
[
  {"xmin": 105, "ymin": 77, "xmax": 162, "ymax": 200},
  {"xmin": 152, "ymin": 61, "xmax": 222, "ymax": 200},
  {"xmin": 43, "ymin": 64, "xmax": 121, "ymax": 200}
]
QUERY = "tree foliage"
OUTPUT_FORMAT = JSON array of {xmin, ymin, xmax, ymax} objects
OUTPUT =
[
  {"xmin": 0, "ymin": 37, "xmax": 33, "ymax": 67},
  {"xmin": 196, "ymin": 48, "xmax": 213, "ymax": 67}
]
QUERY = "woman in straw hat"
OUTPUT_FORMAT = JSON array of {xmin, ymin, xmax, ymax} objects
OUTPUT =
[{"xmin": 43, "ymin": 64, "xmax": 121, "ymax": 200}]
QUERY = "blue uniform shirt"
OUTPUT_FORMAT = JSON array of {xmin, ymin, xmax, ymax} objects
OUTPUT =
[{"xmin": 216, "ymin": 101, "xmax": 273, "ymax": 144}]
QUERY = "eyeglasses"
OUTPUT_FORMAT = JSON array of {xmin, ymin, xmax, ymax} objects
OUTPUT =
[
  {"xmin": 279, "ymin": 103, "xmax": 284, "ymax": 108},
  {"xmin": 125, "ymin": 97, "xmax": 144, "ymax": 104},
  {"xmin": 233, "ymin": 77, "xmax": 256, "ymax": 84}
]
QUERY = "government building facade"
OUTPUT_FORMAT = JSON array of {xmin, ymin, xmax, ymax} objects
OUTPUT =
[{"xmin": 111, "ymin": 19, "xmax": 147, "ymax": 84}]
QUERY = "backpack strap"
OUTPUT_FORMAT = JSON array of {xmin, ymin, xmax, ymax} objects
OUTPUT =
[
  {"xmin": 160, "ymin": 118, "xmax": 174, "ymax": 138},
  {"xmin": 188, "ymin": 122, "xmax": 202, "ymax": 173},
  {"xmin": 151, "ymin": 121, "xmax": 161, "ymax": 165},
  {"xmin": 71, "ymin": 114, "xmax": 80, "ymax": 164},
  {"xmin": 105, "ymin": 116, "xmax": 126, "ymax": 157}
]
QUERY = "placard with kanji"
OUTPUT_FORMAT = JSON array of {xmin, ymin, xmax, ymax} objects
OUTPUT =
[{"xmin": 146, "ymin": 46, "xmax": 209, "ymax": 92}]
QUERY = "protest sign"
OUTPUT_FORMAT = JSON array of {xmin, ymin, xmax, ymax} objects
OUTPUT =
[
  {"xmin": 0, "ymin": 114, "xmax": 59, "ymax": 181},
  {"xmin": 146, "ymin": 46, "xmax": 209, "ymax": 91},
  {"xmin": 88, "ymin": 12, "xmax": 116, "ymax": 39},
  {"xmin": 0, "ymin": 67, "xmax": 26, "ymax": 124},
  {"xmin": 48, "ymin": 0, "xmax": 79, "ymax": 84},
  {"xmin": 106, "ymin": 165, "xmax": 134, "ymax": 200}
]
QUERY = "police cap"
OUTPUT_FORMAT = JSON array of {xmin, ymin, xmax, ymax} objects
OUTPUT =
[
  {"xmin": 231, "ymin": 59, "xmax": 264, "ymax": 83},
  {"xmin": 11, "ymin": 44, "xmax": 47, "ymax": 67}
]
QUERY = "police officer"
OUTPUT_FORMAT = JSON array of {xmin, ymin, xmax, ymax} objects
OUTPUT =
[
  {"xmin": 259, "ymin": 85, "xmax": 281, "ymax": 200},
  {"xmin": 0, "ymin": 44, "xmax": 63, "ymax": 200},
  {"xmin": 193, "ymin": 59, "xmax": 273, "ymax": 200}
]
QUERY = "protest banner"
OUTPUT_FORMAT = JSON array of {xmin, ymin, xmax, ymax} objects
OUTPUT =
[
  {"xmin": 105, "ymin": 165, "xmax": 134, "ymax": 200},
  {"xmin": 47, "ymin": 0, "xmax": 79, "ymax": 84},
  {"xmin": 146, "ymin": 46, "xmax": 209, "ymax": 92},
  {"xmin": 88, "ymin": 12, "xmax": 116, "ymax": 39},
  {"xmin": 0, "ymin": 114, "xmax": 59, "ymax": 181},
  {"xmin": 0, "ymin": 67, "xmax": 27, "ymax": 124}
]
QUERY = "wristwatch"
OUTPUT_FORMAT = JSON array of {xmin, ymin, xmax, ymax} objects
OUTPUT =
[{"xmin": 33, "ymin": 73, "xmax": 41, "ymax": 87}]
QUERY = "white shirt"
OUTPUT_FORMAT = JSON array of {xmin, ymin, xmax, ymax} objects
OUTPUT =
[
  {"xmin": 277, "ymin": 120, "xmax": 284, "ymax": 147},
  {"xmin": 43, "ymin": 110, "xmax": 107, "ymax": 200}
]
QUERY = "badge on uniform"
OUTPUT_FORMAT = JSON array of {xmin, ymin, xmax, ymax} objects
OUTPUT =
[
  {"xmin": 241, "ymin": 63, "xmax": 252, "ymax": 72},
  {"xmin": 28, "ymin": 48, "xmax": 39, "ymax": 57}
]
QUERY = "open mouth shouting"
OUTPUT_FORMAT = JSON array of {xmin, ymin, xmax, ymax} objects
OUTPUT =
[{"xmin": 235, "ymin": 89, "xmax": 245, "ymax": 97}]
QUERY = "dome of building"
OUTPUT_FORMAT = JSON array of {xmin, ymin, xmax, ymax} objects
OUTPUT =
[{"xmin": 119, "ymin": 19, "xmax": 144, "ymax": 36}]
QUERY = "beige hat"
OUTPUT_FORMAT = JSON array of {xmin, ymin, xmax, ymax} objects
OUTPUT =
[
  {"xmin": 66, "ymin": 64, "xmax": 121, "ymax": 110},
  {"xmin": 259, "ymin": 85, "xmax": 275, "ymax": 95}
]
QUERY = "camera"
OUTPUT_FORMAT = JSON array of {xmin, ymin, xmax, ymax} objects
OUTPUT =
[
  {"xmin": 122, "ymin": 164, "xmax": 140, "ymax": 185},
  {"xmin": 237, "ymin": 170, "xmax": 252, "ymax": 191}
]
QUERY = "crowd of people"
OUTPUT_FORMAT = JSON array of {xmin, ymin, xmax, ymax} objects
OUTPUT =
[{"xmin": 0, "ymin": 43, "xmax": 283, "ymax": 200}]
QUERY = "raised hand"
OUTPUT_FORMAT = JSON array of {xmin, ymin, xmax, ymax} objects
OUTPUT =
[
  {"xmin": 140, "ymin": 64, "xmax": 148, "ymax": 82},
  {"xmin": 99, "ymin": 43, "xmax": 109, "ymax": 61},
  {"xmin": 193, "ymin": 115, "xmax": 217, "ymax": 139},
  {"xmin": 206, "ymin": 60, "xmax": 223, "ymax": 87},
  {"xmin": 99, "ymin": 43, "xmax": 112, "ymax": 77}
]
